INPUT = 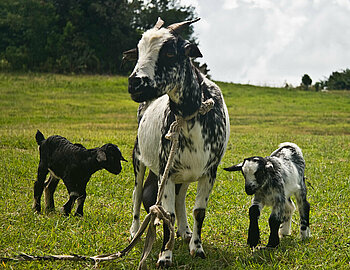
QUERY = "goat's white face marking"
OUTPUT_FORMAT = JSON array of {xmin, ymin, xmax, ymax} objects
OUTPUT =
[
  {"xmin": 132, "ymin": 28, "xmax": 173, "ymax": 80},
  {"xmin": 242, "ymin": 160, "xmax": 260, "ymax": 194},
  {"xmin": 242, "ymin": 160, "xmax": 259, "ymax": 183}
]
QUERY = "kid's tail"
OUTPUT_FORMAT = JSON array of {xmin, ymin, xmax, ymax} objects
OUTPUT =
[{"xmin": 35, "ymin": 130, "xmax": 45, "ymax": 145}]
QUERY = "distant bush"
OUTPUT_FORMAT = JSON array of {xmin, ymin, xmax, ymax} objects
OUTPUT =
[{"xmin": 324, "ymin": 69, "xmax": 350, "ymax": 90}]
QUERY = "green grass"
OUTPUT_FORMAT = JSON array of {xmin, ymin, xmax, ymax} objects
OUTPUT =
[{"xmin": 0, "ymin": 73, "xmax": 349, "ymax": 269}]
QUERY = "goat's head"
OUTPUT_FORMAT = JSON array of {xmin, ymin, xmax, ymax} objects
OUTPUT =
[
  {"xmin": 97, "ymin": 143, "xmax": 127, "ymax": 175},
  {"xmin": 124, "ymin": 17, "xmax": 202, "ymax": 103},
  {"xmin": 224, "ymin": 157, "xmax": 274, "ymax": 195}
]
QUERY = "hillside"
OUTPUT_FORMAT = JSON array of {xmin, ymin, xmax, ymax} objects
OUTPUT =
[{"xmin": 0, "ymin": 73, "xmax": 349, "ymax": 269}]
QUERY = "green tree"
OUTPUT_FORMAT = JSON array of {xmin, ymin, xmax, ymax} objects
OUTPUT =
[
  {"xmin": 301, "ymin": 74, "xmax": 312, "ymax": 90},
  {"xmin": 315, "ymin": 82, "xmax": 321, "ymax": 92},
  {"xmin": 0, "ymin": 0, "xmax": 57, "ymax": 70},
  {"xmin": 0, "ymin": 0, "xmax": 197, "ymax": 73},
  {"xmin": 325, "ymin": 69, "xmax": 350, "ymax": 90}
]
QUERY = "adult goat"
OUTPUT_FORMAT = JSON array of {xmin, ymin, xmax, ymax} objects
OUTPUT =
[{"xmin": 124, "ymin": 18, "xmax": 230, "ymax": 267}]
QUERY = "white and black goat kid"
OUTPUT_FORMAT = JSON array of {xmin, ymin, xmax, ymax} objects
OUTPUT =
[
  {"xmin": 224, "ymin": 142, "xmax": 311, "ymax": 248},
  {"xmin": 33, "ymin": 130, "xmax": 127, "ymax": 216},
  {"xmin": 123, "ymin": 18, "xmax": 230, "ymax": 267}
]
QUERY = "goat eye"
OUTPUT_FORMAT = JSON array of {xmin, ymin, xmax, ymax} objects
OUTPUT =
[{"xmin": 166, "ymin": 52, "xmax": 176, "ymax": 58}]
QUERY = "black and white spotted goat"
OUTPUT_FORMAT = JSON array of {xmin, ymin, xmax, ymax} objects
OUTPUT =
[
  {"xmin": 224, "ymin": 142, "xmax": 311, "ymax": 248},
  {"xmin": 33, "ymin": 130, "xmax": 127, "ymax": 216},
  {"xmin": 124, "ymin": 18, "xmax": 230, "ymax": 266}
]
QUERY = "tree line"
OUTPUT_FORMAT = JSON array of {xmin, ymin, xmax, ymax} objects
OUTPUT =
[
  {"xmin": 0, "ymin": 0, "xmax": 196, "ymax": 74},
  {"xmin": 300, "ymin": 69, "xmax": 350, "ymax": 91}
]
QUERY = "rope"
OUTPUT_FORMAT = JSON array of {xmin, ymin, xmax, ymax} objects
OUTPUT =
[
  {"xmin": 136, "ymin": 97, "xmax": 214, "ymax": 269},
  {"xmin": 1, "ymin": 98, "xmax": 215, "ymax": 270}
]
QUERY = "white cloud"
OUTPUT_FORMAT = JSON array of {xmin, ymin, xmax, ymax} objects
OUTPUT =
[
  {"xmin": 223, "ymin": 0, "xmax": 239, "ymax": 9},
  {"xmin": 180, "ymin": 0, "xmax": 199, "ymax": 9},
  {"xmin": 181, "ymin": 0, "xmax": 350, "ymax": 86},
  {"xmin": 334, "ymin": 0, "xmax": 350, "ymax": 10}
]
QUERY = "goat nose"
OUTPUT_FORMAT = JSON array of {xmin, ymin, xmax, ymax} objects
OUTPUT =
[
  {"xmin": 245, "ymin": 185, "xmax": 255, "ymax": 195},
  {"xmin": 128, "ymin": 75, "xmax": 142, "ymax": 93}
]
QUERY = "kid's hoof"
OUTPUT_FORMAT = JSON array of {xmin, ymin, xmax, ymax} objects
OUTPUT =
[
  {"xmin": 32, "ymin": 203, "xmax": 41, "ymax": 214},
  {"xmin": 300, "ymin": 226, "xmax": 311, "ymax": 239},
  {"xmin": 60, "ymin": 207, "xmax": 70, "ymax": 216}
]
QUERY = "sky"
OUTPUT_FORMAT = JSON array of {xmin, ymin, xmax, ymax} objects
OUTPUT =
[{"xmin": 179, "ymin": 0, "xmax": 350, "ymax": 86}]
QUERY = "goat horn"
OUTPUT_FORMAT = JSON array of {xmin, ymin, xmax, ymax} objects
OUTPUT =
[
  {"xmin": 167, "ymin": 18, "xmax": 200, "ymax": 35},
  {"xmin": 154, "ymin": 17, "xmax": 165, "ymax": 30}
]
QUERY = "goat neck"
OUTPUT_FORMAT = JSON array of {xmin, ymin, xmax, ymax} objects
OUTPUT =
[
  {"xmin": 168, "ymin": 63, "xmax": 203, "ymax": 119},
  {"xmin": 81, "ymin": 148, "xmax": 103, "ymax": 174}
]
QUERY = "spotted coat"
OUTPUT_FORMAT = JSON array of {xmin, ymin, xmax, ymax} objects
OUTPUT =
[
  {"xmin": 224, "ymin": 142, "xmax": 311, "ymax": 248},
  {"xmin": 126, "ymin": 19, "xmax": 230, "ymax": 267}
]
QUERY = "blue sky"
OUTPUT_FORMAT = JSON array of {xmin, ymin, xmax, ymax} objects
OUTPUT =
[{"xmin": 180, "ymin": 0, "xmax": 350, "ymax": 86}]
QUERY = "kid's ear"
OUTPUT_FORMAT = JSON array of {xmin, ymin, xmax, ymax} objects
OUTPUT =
[
  {"xmin": 184, "ymin": 43, "xmax": 203, "ymax": 58},
  {"xmin": 97, "ymin": 150, "xmax": 107, "ymax": 162},
  {"xmin": 224, "ymin": 162, "xmax": 243, "ymax": 172}
]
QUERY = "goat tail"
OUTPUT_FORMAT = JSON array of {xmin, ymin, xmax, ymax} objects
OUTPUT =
[
  {"xmin": 35, "ymin": 130, "xmax": 45, "ymax": 145},
  {"xmin": 278, "ymin": 142, "xmax": 303, "ymax": 158}
]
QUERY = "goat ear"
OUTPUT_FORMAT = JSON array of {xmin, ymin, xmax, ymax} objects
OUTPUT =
[
  {"xmin": 184, "ymin": 43, "xmax": 202, "ymax": 58},
  {"xmin": 121, "ymin": 48, "xmax": 138, "ymax": 68},
  {"xmin": 96, "ymin": 150, "xmax": 107, "ymax": 162},
  {"xmin": 224, "ymin": 162, "xmax": 243, "ymax": 172}
]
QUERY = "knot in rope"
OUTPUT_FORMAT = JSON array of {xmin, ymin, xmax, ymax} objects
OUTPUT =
[
  {"xmin": 165, "ymin": 98, "xmax": 215, "ymax": 141},
  {"xmin": 165, "ymin": 117, "xmax": 183, "ymax": 141},
  {"xmin": 199, "ymin": 98, "xmax": 215, "ymax": 115}
]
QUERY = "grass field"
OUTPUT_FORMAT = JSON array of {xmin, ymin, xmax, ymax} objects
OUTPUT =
[{"xmin": 0, "ymin": 73, "xmax": 349, "ymax": 269}]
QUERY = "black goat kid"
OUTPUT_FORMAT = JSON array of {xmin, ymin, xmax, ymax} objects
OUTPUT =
[{"xmin": 33, "ymin": 130, "xmax": 127, "ymax": 216}]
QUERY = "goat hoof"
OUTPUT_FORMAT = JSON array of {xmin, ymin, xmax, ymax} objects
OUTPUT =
[
  {"xmin": 60, "ymin": 207, "xmax": 70, "ymax": 216},
  {"xmin": 156, "ymin": 260, "xmax": 172, "ymax": 269},
  {"xmin": 249, "ymin": 243, "xmax": 258, "ymax": 249},
  {"xmin": 45, "ymin": 207, "xmax": 55, "ymax": 213},
  {"xmin": 248, "ymin": 238, "xmax": 260, "ymax": 249},
  {"xmin": 257, "ymin": 245, "xmax": 275, "ymax": 251},
  {"xmin": 156, "ymin": 251, "xmax": 172, "ymax": 268},
  {"xmin": 265, "ymin": 243, "xmax": 279, "ymax": 249},
  {"xmin": 176, "ymin": 230, "xmax": 192, "ymax": 243},
  {"xmin": 195, "ymin": 251, "xmax": 206, "ymax": 259},
  {"xmin": 300, "ymin": 226, "xmax": 311, "ymax": 239},
  {"xmin": 32, "ymin": 203, "xmax": 41, "ymax": 213},
  {"xmin": 33, "ymin": 208, "xmax": 41, "ymax": 214},
  {"xmin": 190, "ymin": 248, "xmax": 206, "ymax": 259}
]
